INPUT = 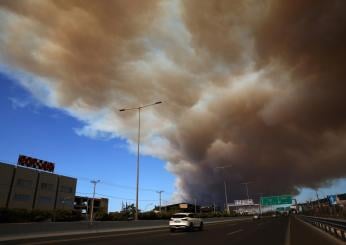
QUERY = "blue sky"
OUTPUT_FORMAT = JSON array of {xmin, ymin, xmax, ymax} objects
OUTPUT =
[{"xmin": 0, "ymin": 74, "xmax": 175, "ymax": 211}]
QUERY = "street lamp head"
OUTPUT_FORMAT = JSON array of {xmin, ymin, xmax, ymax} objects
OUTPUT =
[
  {"xmin": 155, "ymin": 101, "xmax": 162, "ymax": 104},
  {"xmin": 119, "ymin": 109, "xmax": 126, "ymax": 112}
]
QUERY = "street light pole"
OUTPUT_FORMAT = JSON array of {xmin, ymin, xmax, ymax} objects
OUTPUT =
[
  {"xmin": 136, "ymin": 107, "xmax": 140, "ymax": 220},
  {"xmin": 119, "ymin": 101, "xmax": 162, "ymax": 221},
  {"xmin": 315, "ymin": 190, "xmax": 321, "ymax": 208},
  {"xmin": 215, "ymin": 165, "xmax": 232, "ymax": 214},
  {"xmin": 223, "ymin": 180, "xmax": 228, "ymax": 212},
  {"xmin": 257, "ymin": 193, "xmax": 264, "ymax": 215},
  {"xmin": 90, "ymin": 180, "xmax": 100, "ymax": 225}
]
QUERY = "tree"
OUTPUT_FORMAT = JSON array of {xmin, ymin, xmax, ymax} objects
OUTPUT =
[{"xmin": 122, "ymin": 203, "xmax": 139, "ymax": 217}]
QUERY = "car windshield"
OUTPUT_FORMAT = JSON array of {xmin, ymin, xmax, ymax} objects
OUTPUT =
[{"xmin": 172, "ymin": 214, "xmax": 188, "ymax": 218}]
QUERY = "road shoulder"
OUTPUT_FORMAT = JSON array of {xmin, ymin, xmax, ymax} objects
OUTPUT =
[{"xmin": 291, "ymin": 216, "xmax": 344, "ymax": 245}]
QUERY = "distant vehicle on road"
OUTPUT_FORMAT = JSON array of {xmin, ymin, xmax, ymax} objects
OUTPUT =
[
  {"xmin": 253, "ymin": 214, "xmax": 261, "ymax": 220},
  {"xmin": 169, "ymin": 213, "xmax": 203, "ymax": 232}
]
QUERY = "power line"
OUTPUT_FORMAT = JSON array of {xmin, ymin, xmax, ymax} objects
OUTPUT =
[
  {"xmin": 95, "ymin": 192, "xmax": 158, "ymax": 202},
  {"xmin": 0, "ymin": 162, "xmax": 174, "ymax": 197},
  {"xmin": 0, "ymin": 160, "xmax": 16, "ymax": 165},
  {"xmin": 76, "ymin": 191, "xmax": 174, "ymax": 204},
  {"xmin": 76, "ymin": 191, "xmax": 93, "ymax": 195},
  {"xmin": 100, "ymin": 180, "xmax": 158, "ymax": 192},
  {"xmin": 76, "ymin": 175, "xmax": 172, "ymax": 194}
]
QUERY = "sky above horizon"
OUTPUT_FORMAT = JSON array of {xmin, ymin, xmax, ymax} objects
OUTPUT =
[
  {"xmin": 0, "ymin": 76, "xmax": 176, "ymax": 211},
  {"xmin": 1, "ymin": 70, "xmax": 346, "ymax": 211},
  {"xmin": 1, "ymin": 0, "xmax": 346, "ymax": 211}
]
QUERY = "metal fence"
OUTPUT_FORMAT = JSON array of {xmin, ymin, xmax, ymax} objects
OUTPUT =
[{"xmin": 299, "ymin": 215, "xmax": 346, "ymax": 242}]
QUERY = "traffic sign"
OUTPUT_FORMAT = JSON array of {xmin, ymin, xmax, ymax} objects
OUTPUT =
[{"xmin": 260, "ymin": 195, "xmax": 292, "ymax": 206}]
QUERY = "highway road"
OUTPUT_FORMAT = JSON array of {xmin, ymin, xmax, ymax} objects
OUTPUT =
[{"xmin": 2, "ymin": 216, "xmax": 343, "ymax": 245}]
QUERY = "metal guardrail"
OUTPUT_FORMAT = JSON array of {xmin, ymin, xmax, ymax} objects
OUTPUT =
[{"xmin": 299, "ymin": 215, "xmax": 346, "ymax": 242}]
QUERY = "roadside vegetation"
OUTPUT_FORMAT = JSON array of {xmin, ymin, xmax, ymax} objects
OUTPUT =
[
  {"xmin": 1, "ymin": 201, "xmax": 247, "ymax": 223},
  {"xmin": 301, "ymin": 205, "xmax": 346, "ymax": 219},
  {"xmin": 0, "ymin": 208, "xmax": 83, "ymax": 223},
  {"xmin": 0, "ymin": 207, "xmax": 238, "ymax": 223}
]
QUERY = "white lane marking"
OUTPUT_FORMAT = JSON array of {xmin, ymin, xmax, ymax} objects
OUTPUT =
[
  {"xmin": 207, "ymin": 219, "xmax": 251, "ymax": 227},
  {"xmin": 1, "ymin": 219, "xmax": 251, "ymax": 242},
  {"xmin": 21, "ymin": 229, "xmax": 168, "ymax": 245},
  {"xmin": 257, "ymin": 220, "xmax": 272, "ymax": 226},
  {"xmin": 205, "ymin": 217, "xmax": 252, "ymax": 225},
  {"xmin": 227, "ymin": 229, "xmax": 244, "ymax": 236},
  {"xmin": 0, "ymin": 225, "xmax": 168, "ymax": 242},
  {"xmin": 285, "ymin": 216, "xmax": 291, "ymax": 245}
]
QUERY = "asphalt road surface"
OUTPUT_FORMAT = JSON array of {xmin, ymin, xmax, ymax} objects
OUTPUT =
[{"xmin": 2, "ymin": 216, "xmax": 343, "ymax": 245}]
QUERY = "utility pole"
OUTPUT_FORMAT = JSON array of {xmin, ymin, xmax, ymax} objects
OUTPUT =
[
  {"xmin": 194, "ymin": 199, "xmax": 197, "ymax": 213},
  {"xmin": 223, "ymin": 181, "xmax": 228, "ymax": 212},
  {"xmin": 157, "ymin": 190, "xmax": 164, "ymax": 212},
  {"xmin": 90, "ymin": 180, "xmax": 100, "ymax": 225},
  {"xmin": 315, "ymin": 190, "xmax": 321, "ymax": 209},
  {"xmin": 257, "ymin": 193, "xmax": 264, "ymax": 215},
  {"xmin": 215, "ymin": 165, "xmax": 232, "ymax": 214},
  {"xmin": 241, "ymin": 182, "xmax": 253, "ymax": 200}
]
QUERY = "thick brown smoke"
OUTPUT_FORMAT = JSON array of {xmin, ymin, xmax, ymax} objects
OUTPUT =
[{"xmin": 1, "ymin": 0, "xmax": 346, "ymax": 205}]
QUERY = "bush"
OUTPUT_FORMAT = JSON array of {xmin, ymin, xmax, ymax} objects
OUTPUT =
[
  {"xmin": 137, "ymin": 210, "xmax": 237, "ymax": 220},
  {"xmin": 0, "ymin": 208, "xmax": 31, "ymax": 223},
  {"xmin": 139, "ymin": 211, "xmax": 162, "ymax": 220},
  {"xmin": 30, "ymin": 209, "xmax": 53, "ymax": 222},
  {"xmin": 0, "ymin": 208, "xmax": 83, "ymax": 223},
  {"xmin": 53, "ymin": 209, "xmax": 83, "ymax": 222},
  {"xmin": 94, "ymin": 212, "xmax": 109, "ymax": 221},
  {"xmin": 106, "ymin": 211, "xmax": 134, "ymax": 221}
]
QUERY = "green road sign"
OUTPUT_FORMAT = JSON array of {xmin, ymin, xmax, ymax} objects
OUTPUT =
[{"xmin": 260, "ymin": 195, "xmax": 292, "ymax": 206}]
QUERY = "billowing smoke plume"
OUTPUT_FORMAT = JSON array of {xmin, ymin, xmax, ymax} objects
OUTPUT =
[{"xmin": 1, "ymin": 0, "xmax": 346, "ymax": 204}]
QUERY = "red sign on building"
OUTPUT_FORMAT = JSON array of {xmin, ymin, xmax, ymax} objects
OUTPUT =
[{"xmin": 17, "ymin": 155, "xmax": 55, "ymax": 173}]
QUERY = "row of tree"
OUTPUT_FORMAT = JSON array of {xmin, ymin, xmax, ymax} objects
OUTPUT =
[{"xmin": 0, "ymin": 203, "xmax": 238, "ymax": 223}]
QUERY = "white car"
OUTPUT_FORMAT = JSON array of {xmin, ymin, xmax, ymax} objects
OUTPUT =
[
  {"xmin": 169, "ymin": 213, "xmax": 203, "ymax": 232},
  {"xmin": 253, "ymin": 215, "xmax": 261, "ymax": 220}
]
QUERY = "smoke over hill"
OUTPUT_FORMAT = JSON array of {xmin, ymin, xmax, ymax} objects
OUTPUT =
[{"xmin": 1, "ymin": 0, "xmax": 346, "ymax": 204}]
